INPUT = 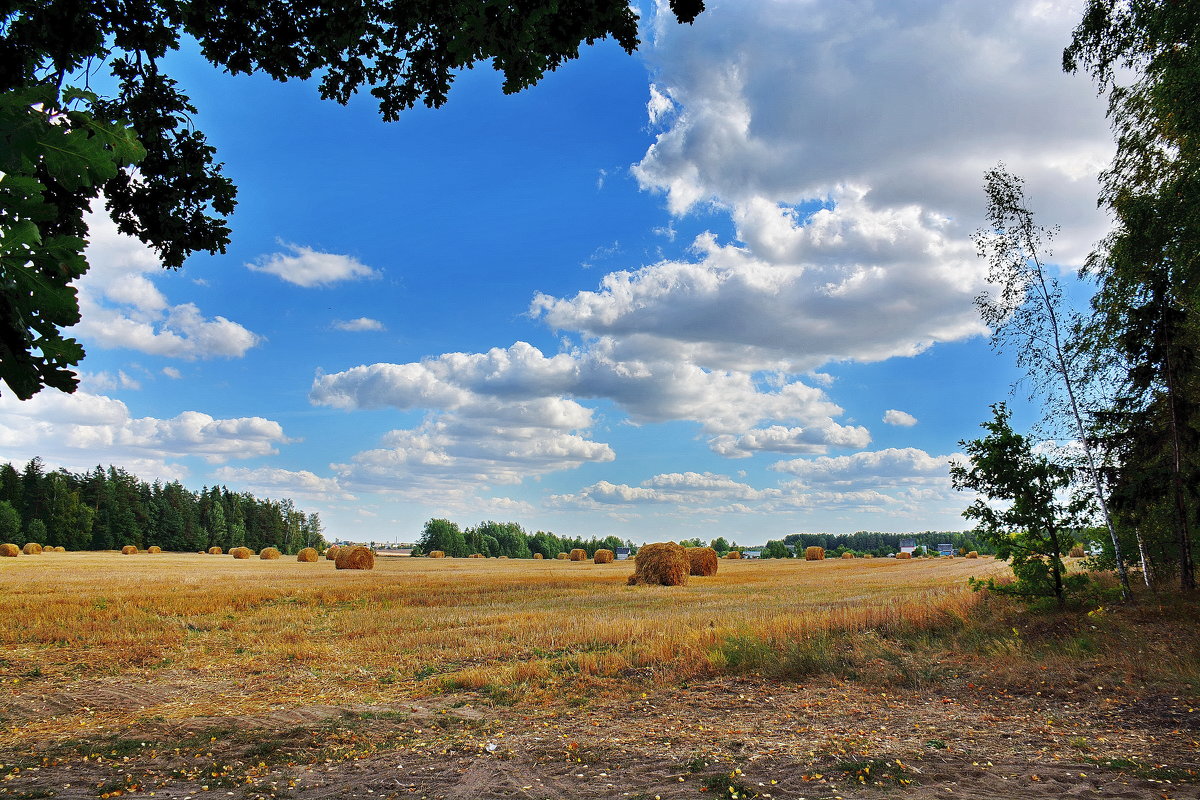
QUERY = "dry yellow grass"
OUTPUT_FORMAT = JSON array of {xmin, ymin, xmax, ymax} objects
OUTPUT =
[{"xmin": 0, "ymin": 551, "xmax": 1013, "ymax": 749}]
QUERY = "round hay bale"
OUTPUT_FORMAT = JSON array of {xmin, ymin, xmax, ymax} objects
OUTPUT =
[
  {"xmin": 260, "ymin": 547, "xmax": 282, "ymax": 560},
  {"xmin": 725, "ymin": 551, "xmax": 741, "ymax": 559},
  {"xmin": 335, "ymin": 545, "xmax": 375, "ymax": 570},
  {"xmin": 0, "ymin": 543, "xmax": 19, "ymax": 557},
  {"xmin": 470, "ymin": 553, "xmax": 484, "ymax": 558},
  {"xmin": 53, "ymin": 546, "xmax": 65, "ymax": 552},
  {"xmin": 208, "ymin": 546, "xmax": 223, "ymax": 555},
  {"xmin": 1069, "ymin": 545, "xmax": 1085, "ymax": 558},
  {"xmin": 841, "ymin": 551, "xmax": 854, "ymax": 559},
  {"xmin": 297, "ymin": 547, "xmax": 319, "ymax": 562},
  {"xmin": 569, "ymin": 548, "xmax": 587, "ymax": 561},
  {"xmin": 121, "ymin": 545, "xmax": 138, "ymax": 555},
  {"xmin": 22, "ymin": 542, "xmax": 43, "ymax": 555},
  {"xmin": 146, "ymin": 545, "xmax": 162, "ymax": 554},
  {"xmin": 594, "ymin": 548, "xmax": 615, "ymax": 564},
  {"xmin": 325, "ymin": 545, "xmax": 341, "ymax": 561},
  {"xmin": 896, "ymin": 551, "xmax": 913, "ymax": 560},
  {"xmin": 429, "ymin": 550, "xmax": 446, "ymax": 559},
  {"xmin": 966, "ymin": 551, "xmax": 979, "ymax": 559},
  {"xmin": 804, "ymin": 546, "xmax": 824, "ymax": 561},
  {"xmin": 231, "ymin": 546, "xmax": 251, "ymax": 559},
  {"xmin": 556, "ymin": 552, "xmax": 569, "ymax": 560},
  {"xmin": 533, "ymin": 552, "xmax": 544, "ymax": 559},
  {"xmin": 864, "ymin": 554, "xmax": 874, "ymax": 559},
  {"xmin": 686, "ymin": 546, "xmax": 718, "ymax": 576},
  {"xmin": 627, "ymin": 542, "xmax": 689, "ymax": 587}
]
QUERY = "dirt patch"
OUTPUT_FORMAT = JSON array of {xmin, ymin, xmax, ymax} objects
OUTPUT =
[{"xmin": 3, "ymin": 676, "xmax": 1197, "ymax": 800}]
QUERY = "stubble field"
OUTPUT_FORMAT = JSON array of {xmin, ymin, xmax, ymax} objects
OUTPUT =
[{"xmin": 1, "ymin": 551, "xmax": 1197, "ymax": 800}]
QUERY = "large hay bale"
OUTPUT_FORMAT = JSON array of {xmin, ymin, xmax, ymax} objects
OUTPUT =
[
  {"xmin": 1069, "ymin": 545, "xmax": 1085, "ymax": 558},
  {"xmin": 429, "ymin": 550, "xmax": 446, "ymax": 559},
  {"xmin": 146, "ymin": 545, "xmax": 162, "ymax": 554},
  {"xmin": 725, "ymin": 550, "xmax": 741, "ymax": 559},
  {"xmin": 297, "ymin": 547, "xmax": 318, "ymax": 562},
  {"xmin": 686, "ymin": 546, "xmax": 718, "ymax": 576},
  {"xmin": 335, "ymin": 545, "xmax": 375, "ymax": 570},
  {"xmin": 260, "ymin": 547, "xmax": 282, "ymax": 560},
  {"xmin": 0, "ymin": 543, "xmax": 18, "ymax": 557},
  {"xmin": 533, "ymin": 552, "xmax": 544, "ymax": 559},
  {"xmin": 556, "ymin": 552, "xmax": 569, "ymax": 560},
  {"xmin": 208, "ymin": 546, "xmax": 223, "ymax": 555},
  {"xmin": 569, "ymin": 548, "xmax": 587, "ymax": 561},
  {"xmin": 121, "ymin": 545, "xmax": 138, "ymax": 555},
  {"xmin": 896, "ymin": 551, "xmax": 913, "ymax": 560},
  {"xmin": 863, "ymin": 554, "xmax": 874, "ymax": 559},
  {"xmin": 594, "ymin": 548, "xmax": 615, "ymax": 564},
  {"xmin": 804, "ymin": 546, "xmax": 824, "ymax": 561},
  {"xmin": 325, "ymin": 545, "xmax": 341, "ymax": 561},
  {"xmin": 231, "ymin": 546, "xmax": 251, "ymax": 559},
  {"xmin": 470, "ymin": 553, "xmax": 484, "ymax": 558},
  {"xmin": 626, "ymin": 542, "xmax": 689, "ymax": 587},
  {"xmin": 966, "ymin": 551, "xmax": 979, "ymax": 559},
  {"xmin": 52, "ymin": 546, "xmax": 65, "ymax": 552},
  {"xmin": 841, "ymin": 551, "xmax": 854, "ymax": 559},
  {"xmin": 23, "ymin": 542, "xmax": 43, "ymax": 555}
]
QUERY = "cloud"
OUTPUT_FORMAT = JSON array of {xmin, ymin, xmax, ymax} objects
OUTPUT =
[
  {"xmin": 0, "ymin": 390, "xmax": 293, "ymax": 475},
  {"xmin": 709, "ymin": 422, "xmax": 871, "ymax": 458},
  {"xmin": 332, "ymin": 317, "xmax": 387, "ymax": 332},
  {"xmin": 247, "ymin": 242, "xmax": 380, "ymax": 287},
  {"xmin": 772, "ymin": 447, "xmax": 962, "ymax": 488},
  {"xmin": 162, "ymin": 367, "xmax": 182, "ymax": 379},
  {"xmin": 883, "ymin": 409, "xmax": 918, "ymax": 427},
  {"xmin": 212, "ymin": 466, "xmax": 355, "ymax": 502},
  {"xmin": 548, "ymin": 471, "xmax": 778, "ymax": 510},
  {"xmin": 71, "ymin": 211, "xmax": 261, "ymax": 359}
]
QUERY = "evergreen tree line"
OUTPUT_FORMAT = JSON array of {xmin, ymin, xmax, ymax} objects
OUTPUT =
[
  {"xmin": 415, "ymin": 519, "xmax": 630, "ymax": 559},
  {"xmin": 0, "ymin": 458, "xmax": 327, "ymax": 554},
  {"xmin": 781, "ymin": 531, "xmax": 993, "ymax": 557}
]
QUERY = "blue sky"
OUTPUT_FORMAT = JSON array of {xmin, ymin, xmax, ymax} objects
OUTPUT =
[{"xmin": 0, "ymin": 1, "xmax": 1115, "ymax": 545}]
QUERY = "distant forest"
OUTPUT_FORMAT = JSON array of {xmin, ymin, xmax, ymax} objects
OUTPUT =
[
  {"xmin": 782, "ymin": 531, "xmax": 993, "ymax": 556},
  {"xmin": 0, "ymin": 458, "xmax": 326, "ymax": 554}
]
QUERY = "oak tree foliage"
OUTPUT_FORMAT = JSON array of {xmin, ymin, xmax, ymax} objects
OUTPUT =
[{"xmin": 0, "ymin": 0, "xmax": 705, "ymax": 399}]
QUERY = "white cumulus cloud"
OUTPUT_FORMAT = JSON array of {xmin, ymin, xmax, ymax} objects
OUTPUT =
[
  {"xmin": 247, "ymin": 242, "xmax": 380, "ymax": 287},
  {"xmin": 883, "ymin": 409, "xmax": 918, "ymax": 427}
]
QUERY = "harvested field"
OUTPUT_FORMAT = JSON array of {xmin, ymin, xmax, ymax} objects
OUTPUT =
[{"xmin": 0, "ymin": 552, "xmax": 1195, "ymax": 800}]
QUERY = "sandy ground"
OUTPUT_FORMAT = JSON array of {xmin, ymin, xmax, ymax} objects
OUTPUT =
[{"xmin": 3, "ymin": 672, "xmax": 1197, "ymax": 800}]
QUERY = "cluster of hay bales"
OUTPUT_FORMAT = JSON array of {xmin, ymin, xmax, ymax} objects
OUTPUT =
[
  {"xmin": 297, "ymin": 547, "xmax": 319, "ymax": 562},
  {"xmin": 966, "ymin": 551, "xmax": 979, "ymax": 559},
  {"xmin": 627, "ymin": 542, "xmax": 689, "ymax": 586},
  {"xmin": 725, "ymin": 551, "xmax": 741, "ymax": 559},
  {"xmin": 146, "ymin": 545, "xmax": 162, "ymax": 554},
  {"xmin": 325, "ymin": 545, "xmax": 341, "ymax": 561},
  {"xmin": 230, "ymin": 546, "xmax": 253, "ymax": 559},
  {"xmin": 805, "ymin": 546, "xmax": 825, "ymax": 561},
  {"xmin": 429, "ymin": 550, "xmax": 446, "ymax": 559},
  {"xmin": 121, "ymin": 545, "xmax": 138, "ymax": 555},
  {"xmin": 686, "ymin": 546, "xmax": 718, "ymax": 576},
  {"xmin": 23, "ymin": 542, "xmax": 43, "ymax": 555},
  {"xmin": 1, "ymin": 543, "xmax": 19, "ymax": 557},
  {"xmin": 841, "ymin": 551, "xmax": 855, "ymax": 559},
  {"xmin": 207, "ymin": 546, "xmax": 223, "ymax": 555},
  {"xmin": 260, "ymin": 547, "xmax": 282, "ymax": 560},
  {"xmin": 533, "ymin": 552, "xmax": 544, "ymax": 559},
  {"xmin": 896, "ymin": 551, "xmax": 913, "ymax": 560},
  {"xmin": 556, "ymin": 552, "xmax": 569, "ymax": 560},
  {"xmin": 568, "ymin": 548, "xmax": 587, "ymax": 561},
  {"xmin": 334, "ymin": 545, "xmax": 374, "ymax": 570},
  {"xmin": 593, "ymin": 549, "xmax": 615, "ymax": 564}
]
